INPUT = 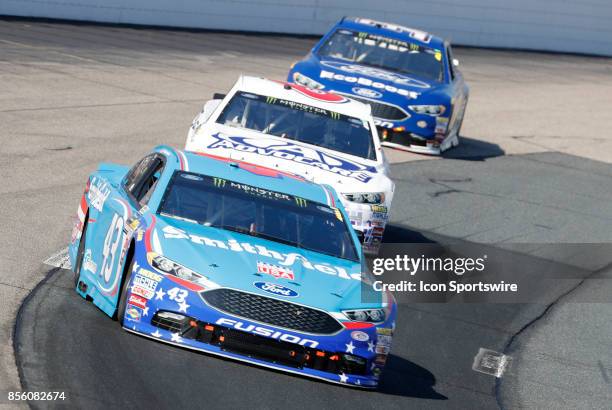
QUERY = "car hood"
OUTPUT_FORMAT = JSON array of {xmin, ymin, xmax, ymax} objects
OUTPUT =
[
  {"xmin": 298, "ymin": 56, "xmax": 450, "ymax": 106},
  {"xmin": 186, "ymin": 127, "xmax": 393, "ymax": 194},
  {"xmin": 151, "ymin": 215, "xmax": 378, "ymax": 311}
]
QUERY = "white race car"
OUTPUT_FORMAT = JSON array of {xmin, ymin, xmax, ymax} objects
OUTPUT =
[{"xmin": 185, "ymin": 76, "xmax": 395, "ymax": 254}]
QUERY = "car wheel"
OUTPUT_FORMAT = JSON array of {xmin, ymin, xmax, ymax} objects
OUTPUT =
[
  {"xmin": 73, "ymin": 217, "xmax": 88, "ymax": 288},
  {"xmin": 116, "ymin": 257, "xmax": 135, "ymax": 326}
]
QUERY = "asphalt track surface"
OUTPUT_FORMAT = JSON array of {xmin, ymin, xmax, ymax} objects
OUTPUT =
[{"xmin": 2, "ymin": 18, "xmax": 612, "ymax": 409}]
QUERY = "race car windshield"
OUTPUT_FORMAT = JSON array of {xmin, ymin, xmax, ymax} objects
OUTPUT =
[
  {"xmin": 159, "ymin": 172, "xmax": 360, "ymax": 262},
  {"xmin": 216, "ymin": 91, "xmax": 376, "ymax": 160},
  {"xmin": 317, "ymin": 29, "xmax": 444, "ymax": 83}
]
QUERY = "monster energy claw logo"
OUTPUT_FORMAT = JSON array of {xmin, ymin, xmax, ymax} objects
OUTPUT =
[
  {"xmin": 266, "ymin": 96, "xmax": 278, "ymax": 104},
  {"xmin": 330, "ymin": 112, "xmax": 340, "ymax": 120},
  {"xmin": 213, "ymin": 177, "xmax": 227, "ymax": 187},
  {"xmin": 294, "ymin": 197, "xmax": 307, "ymax": 207}
]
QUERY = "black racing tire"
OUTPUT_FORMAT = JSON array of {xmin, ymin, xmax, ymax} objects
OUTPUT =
[
  {"xmin": 116, "ymin": 256, "xmax": 135, "ymax": 326},
  {"xmin": 73, "ymin": 215, "xmax": 88, "ymax": 288}
]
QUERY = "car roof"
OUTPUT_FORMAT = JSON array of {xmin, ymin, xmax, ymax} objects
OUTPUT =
[
  {"xmin": 235, "ymin": 75, "xmax": 373, "ymax": 119},
  {"xmin": 338, "ymin": 16, "xmax": 445, "ymax": 50},
  {"xmin": 155, "ymin": 146, "xmax": 335, "ymax": 206}
]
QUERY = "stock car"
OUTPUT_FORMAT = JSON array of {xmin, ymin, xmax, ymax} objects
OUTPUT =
[
  {"xmin": 288, "ymin": 17, "xmax": 469, "ymax": 155},
  {"xmin": 69, "ymin": 146, "xmax": 397, "ymax": 388},
  {"xmin": 186, "ymin": 75, "xmax": 394, "ymax": 254}
]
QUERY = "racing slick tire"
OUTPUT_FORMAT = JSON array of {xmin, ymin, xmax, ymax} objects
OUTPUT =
[
  {"xmin": 116, "ymin": 254, "xmax": 135, "ymax": 326},
  {"xmin": 73, "ymin": 213, "xmax": 89, "ymax": 288}
]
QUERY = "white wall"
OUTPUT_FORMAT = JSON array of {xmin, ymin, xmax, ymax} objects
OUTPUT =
[{"xmin": 2, "ymin": 0, "xmax": 611, "ymax": 56}]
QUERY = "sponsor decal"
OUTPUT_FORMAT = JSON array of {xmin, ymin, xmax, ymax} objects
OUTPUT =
[
  {"xmin": 371, "ymin": 212, "xmax": 388, "ymax": 220},
  {"xmin": 376, "ymin": 327, "xmax": 393, "ymax": 336},
  {"xmin": 375, "ymin": 354, "xmax": 388, "ymax": 365},
  {"xmin": 354, "ymin": 18, "xmax": 432, "ymax": 43},
  {"xmin": 204, "ymin": 133, "xmax": 375, "ymax": 182},
  {"xmin": 128, "ymin": 294, "xmax": 147, "ymax": 309},
  {"xmin": 71, "ymin": 217, "xmax": 84, "ymax": 244},
  {"xmin": 125, "ymin": 305, "xmax": 142, "ymax": 322},
  {"xmin": 257, "ymin": 261, "xmax": 295, "ymax": 280},
  {"xmin": 321, "ymin": 61, "xmax": 429, "ymax": 90},
  {"xmin": 216, "ymin": 318, "xmax": 318, "ymax": 347},
  {"xmin": 213, "ymin": 177, "xmax": 226, "ymax": 187},
  {"xmin": 162, "ymin": 225, "xmax": 362, "ymax": 281},
  {"xmin": 82, "ymin": 249, "xmax": 97, "ymax": 274},
  {"xmin": 135, "ymin": 267, "xmax": 163, "ymax": 282},
  {"xmin": 370, "ymin": 205, "xmax": 388, "ymax": 213},
  {"xmin": 254, "ymin": 281, "xmax": 298, "ymax": 297},
  {"xmin": 435, "ymin": 116, "xmax": 449, "ymax": 134},
  {"xmin": 352, "ymin": 87, "xmax": 382, "ymax": 99},
  {"xmin": 131, "ymin": 285, "xmax": 154, "ymax": 300},
  {"xmin": 87, "ymin": 176, "xmax": 111, "ymax": 212},
  {"xmin": 351, "ymin": 331, "xmax": 370, "ymax": 342},
  {"xmin": 133, "ymin": 272, "xmax": 160, "ymax": 291},
  {"xmin": 289, "ymin": 82, "xmax": 348, "ymax": 103}
]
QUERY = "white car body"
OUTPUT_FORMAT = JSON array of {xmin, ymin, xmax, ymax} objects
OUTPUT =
[{"xmin": 185, "ymin": 76, "xmax": 395, "ymax": 254}]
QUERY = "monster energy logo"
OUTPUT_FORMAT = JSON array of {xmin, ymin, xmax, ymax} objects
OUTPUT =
[
  {"xmin": 358, "ymin": 32, "xmax": 367, "ymax": 39},
  {"xmin": 330, "ymin": 112, "xmax": 340, "ymax": 120},
  {"xmin": 266, "ymin": 96, "xmax": 278, "ymax": 104},
  {"xmin": 294, "ymin": 197, "xmax": 307, "ymax": 207},
  {"xmin": 213, "ymin": 177, "xmax": 227, "ymax": 187}
]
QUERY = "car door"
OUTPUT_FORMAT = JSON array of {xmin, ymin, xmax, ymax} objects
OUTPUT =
[{"xmin": 92, "ymin": 154, "xmax": 165, "ymax": 307}]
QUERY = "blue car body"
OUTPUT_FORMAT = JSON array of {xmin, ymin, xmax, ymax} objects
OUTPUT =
[
  {"xmin": 68, "ymin": 146, "xmax": 396, "ymax": 388},
  {"xmin": 288, "ymin": 17, "xmax": 469, "ymax": 154}
]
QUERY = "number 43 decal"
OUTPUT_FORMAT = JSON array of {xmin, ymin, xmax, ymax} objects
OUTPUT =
[
  {"xmin": 101, "ymin": 213, "xmax": 124, "ymax": 286},
  {"xmin": 167, "ymin": 287, "xmax": 188, "ymax": 303}
]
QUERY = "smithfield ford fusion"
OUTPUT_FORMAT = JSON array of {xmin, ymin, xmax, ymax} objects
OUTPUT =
[
  {"xmin": 288, "ymin": 17, "xmax": 469, "ymax": 155},
  {"xmin": 69, "ymin": 146, "xmax": 397, "ymax": 388}
]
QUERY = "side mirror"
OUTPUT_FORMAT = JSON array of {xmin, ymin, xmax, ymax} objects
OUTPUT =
[
  {"xmin": 452, "ymin": 58, "xmax": 460, "ymax": 67},
  {"xmin": 212, "ymin": 93, "xmax": 226, "ymax": 100}
]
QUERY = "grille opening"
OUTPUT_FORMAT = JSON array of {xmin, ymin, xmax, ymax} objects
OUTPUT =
[
  {"xmin": 201, "ymin": 288, "xmax": 343, "ymax": 335},
  {"xmin": 345, "ymin": 95, "xmax": 409, "ymax": 120}
]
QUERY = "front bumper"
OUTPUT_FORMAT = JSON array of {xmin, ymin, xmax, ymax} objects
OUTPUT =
[
  {"xmin": 378, "ymin": 124, "xmax": 456, "ymax": 155},
  {"xmin": 121, "ymin": 255, "xmax": 395, "ymax": 388}
]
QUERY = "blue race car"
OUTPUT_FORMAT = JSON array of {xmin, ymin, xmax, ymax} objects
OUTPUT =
[
  {"xmin": 69, "ymin": 146, "xmax": 397, "ymax": 388},
  {"xmin": 288, "ymin": 17, "xmax": 469, "ymax": 155}
]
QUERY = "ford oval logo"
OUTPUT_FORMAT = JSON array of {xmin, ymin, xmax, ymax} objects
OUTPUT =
[
  {"xmin": 254, "ymin": 282, "xmax": 299, "ymax": 297},
  {"xmin": 352, "ymin": 87, "xmax": 382, "ymax": 99}
]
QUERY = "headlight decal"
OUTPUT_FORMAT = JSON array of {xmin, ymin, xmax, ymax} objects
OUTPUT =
[
  {"xmin": 408, "ymin": 104, "xmax": 446, "ymax": 116},
  {"xmin": 147, "ymin": 252, "xmax": 218, "ymax": 291},
  {"xmin": 292, "ymin": 72, "xmax": 325, "ymax": 90}
]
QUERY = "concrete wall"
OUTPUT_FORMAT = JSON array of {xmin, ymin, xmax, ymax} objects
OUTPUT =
[{"xmin": 1, "ymin": 0, "xmax": 611, "ymax": 56}]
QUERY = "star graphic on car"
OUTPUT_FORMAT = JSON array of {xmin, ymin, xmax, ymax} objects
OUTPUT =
[
  {"xmin": 339, "ymin": 373, "xmax": 348, "ymax": 383},
  {"xmin": 151, "ymin": 329, "xmax": 162, "ymax": 338},
  {"xmin": 171, "ymin": 333, "xmax": 183, "ymax": 343},
  {"xmin": 155, "ymin": 288, "xmax": 165, "ymax": 301},
  {"xmin": 345, "ymin": 341, "xmax": 355, "ymax": 354},
  {"xmin": 367, "ymin": 341, "xmax": 375, "ymax": 352},
  {"xmin": 178, "ymin": 300, "xmax": 190, "ymax": 313}
]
